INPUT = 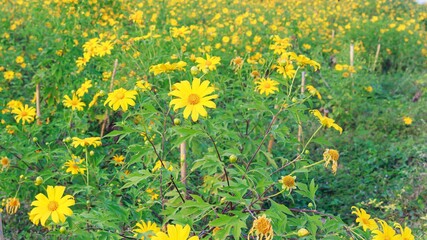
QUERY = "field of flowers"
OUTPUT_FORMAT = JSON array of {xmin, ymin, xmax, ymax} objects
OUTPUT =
[{"xmin": 1, "ymin": 0, "xmax": 426, "ymax": 239}]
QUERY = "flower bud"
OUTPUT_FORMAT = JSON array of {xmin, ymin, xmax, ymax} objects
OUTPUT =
[
  {"xmin": 35, "ymin": 176, "xmax": 43, "ymax": 186},
  {"xmin": 297, "ymin": 228, "xmax": 309, "ymax": 237},
  {"xmin": 190, "ymin": 66, "xmax": 199, "ymax": 75}
]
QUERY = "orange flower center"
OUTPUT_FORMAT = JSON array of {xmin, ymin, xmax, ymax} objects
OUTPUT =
[
  {"xmin": 9, "ymin": 198, "xmax": 19, "ymax": 207},
  {"xmin": 48, "ymin": 201, "xmax": 59, "ymax": 211},
  {"xmin": 205, "ymin": 60, "xmax": 212, "ymax": 66},
  {"xmin": 263, "ymin": 82, "xmax": 271, "ymax": 89},
  {"xmin": 1, "ymin": 158, "xmax": 9, "ymax": 165},
  {"xmin": 188, "ymin": 94, "xmax": 200, "ymax": 105},
  {"xmin": 254, "ymin": 217, "xmax": 272, "ymax": 235},
  {"xmin": 21, "ymin": 111, "xmax": 28, "ymax": 117},
  {"xmin": 282, "ymin": 176, "xmax": 295, "ymax": 187},
  {"xmin": 115, "ymin": 92, "xmax": 125, "ymax": 100},
  {"xmin": 71, "ymin": 100, "xmax": 80, "ymax": 106},
  {"xmin": 71, "ymin": 162, "xmax": 79, "ymax": 169}
]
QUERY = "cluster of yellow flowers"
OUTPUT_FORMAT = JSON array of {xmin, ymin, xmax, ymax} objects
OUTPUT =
[
  {"xmin": 76, "ymin": 37, "xmax": 114, "ymax": 70},
  {"xmin": 2, "ymin": 100, "xmax": 37, "ymax": 125},
  {"xmin": 134, "ymin": 221, "xmax": 199, "ymax": 240},
  {"xmin": 149, "ymin": 61, "xmax": 187, "ymax": 76},
  {"xmin": 351, "ymin": 206, "xmax": 414, "ymax": 240}
]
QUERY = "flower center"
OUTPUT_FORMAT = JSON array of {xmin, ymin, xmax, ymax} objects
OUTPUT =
[
  {"xmin": 21, "ymin": 111, "xmax": 28, "ymax": 117},
  {"xmin": 188, "ymin": 94, "xmax": 200, "ymax": 105},
  {"xmin": 9, "ymin": 199, "xmax": 19, "ymax": 206},
  {"xmin": 205, "ymin": 60, "xmax": 211, "ymax": 66},
  {"xmin": 71, "ymin": 162, "xmax": 79, "ymax": 169},
  {"xmin": 116, "ymin": 92, "xmax": 125, "ymax": 100},
  {"xmin": 282, "ymin": 176, "xmax": 295, "ymax": 187},
  {"xmin": 254, "ymin": 217, "xmax": 271, "ymax": 235},
  {"xmin": 1, "ymin": 158, "xmax": 9, "ymax": 165},
  {"xmin": 263, "ymin": 83, "xmax": 271, "ymax": 89},
  {"xmin": 48, "ymin": 201, "xmax": 59, "ymax": 211}
]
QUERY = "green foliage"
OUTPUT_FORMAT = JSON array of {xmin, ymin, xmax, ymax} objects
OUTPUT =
[{"xmin": 0, "ymin": 0, "xmax": 426, "ymax": 239}]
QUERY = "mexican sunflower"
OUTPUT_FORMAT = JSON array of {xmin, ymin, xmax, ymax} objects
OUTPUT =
[
  {"xmin": 169, "ymin": 78, "xmax": 218, "ymax": 122},
  {"xmin": 29, "ymin": 186, "xmax": 75, "ymax": 226}
]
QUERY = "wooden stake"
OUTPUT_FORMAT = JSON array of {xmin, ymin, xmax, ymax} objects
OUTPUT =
[
  {"xmin": 298, "ymin": 71, "xmax": 305, "ymax": 147},
  {"xmin": 350, "ymin": 42, "xmax": 354, "ymax": 67},
  {"xmin": 0, "ymin": 212, "xmax": 4, "ymax": 240},
  {"xmin": 372, "ymin": 43, "xmax": 381, "ymax": 71},
  {"xmin": 36, "ymin": 83, "xmax": 42, "ymax": 125},
  {"xmin": 101, "ymin": 59, "xmax": 118, "ymax": 137}
]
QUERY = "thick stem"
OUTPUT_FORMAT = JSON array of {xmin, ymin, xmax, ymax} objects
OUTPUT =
[
  {"xmin": 180, "ymin": 140, "xmax": 188, "ymax": 197},
  {"xmin": 372, "ymin": 43, "xmax": 381, "ymax": 71},
  {"xmin": 0, "ymin": 212, "xmax": 4, "ymax": 240},
  {"xmin": 101, "ymin": 59, "xmax": 119, "ymax": 137},
  {"xmin": 297, "ymin": 71, "xmax": 306, "ymax": 150}
]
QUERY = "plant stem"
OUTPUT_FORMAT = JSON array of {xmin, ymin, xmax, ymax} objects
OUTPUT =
[
  {"xmin": 243, "ymin": 107, "xmax": 283, "ymax": 178},
  {"xmin": 300, "ymin": 125, "xmax": 322, "ymax": 155}
]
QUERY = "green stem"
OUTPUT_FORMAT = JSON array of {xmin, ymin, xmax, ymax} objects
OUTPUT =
[
  {"xmin": 300, "ymin": 125, "xmax": 322, "ymax": 155},
  {"xmin": 264, "ymin": 189, "xmax": 285, "ymax": 199},
  {"xmin": 287, "ymin": 66, "xmax": 300, "ymax": 98}
]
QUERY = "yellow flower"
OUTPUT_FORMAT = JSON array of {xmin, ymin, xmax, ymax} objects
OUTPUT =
[
  {"xmin": 96, "ymin": 41, "xmax": 114, "ymax": 57},
  {"xmin": 146, "ymin": 188, "xmax": 159, "ymax": 200},
  {"xmin": 134, "ymin": 220, "xmax": 161, "ymax": 239},
  {"xmin": 149, "ymin": 61, "xmax": 187, "ymax": 75},
  {"xmin": 16, "ymin": 56, "xmax": 24, "ymax": 64},
  {"xmin": 64, "ymin": 158, "xmax": 86, "ymax": 175},
  {"xmin": 395, "ymin": 224, "xmax": 414, "ymax": 240},
  {"xmin": 306, "ymin": 85, "xmax": 322, "ymax": 99},
  {"xmin": 6, "ymin": 197, "xmax": 20, "ymax": 214},
  {"xmin": 136, "ymin": 80, "xmax": 152, "ymax": 92},
  {"xmin": 351, "ymin": 206, "xmax": 378, "ymax": 231},
  {"xmin": 171, "ymin": 26, "xmax": 191, "ymax": 38},
  {"xmin": 311, "ymin": 110, "xmax": 343, "ymax": 134},
  {"xmin": 292, "ymin": 54, "xmax": 320, "ymax": 71},
  {"xmin": 6, "ymin": 100, "xmax": 23, "ymax": 110},
  {"xmin": 364, "ymin": 86, "xmax": 373, "ymax": 93},
  {"xmin": 323, "ymin": 149, "xmax": 339, "ymax": 174},
  {"xmin": 5, "ymin": 125, "xmax": 15, "ymax": 134},
  {"xmin": 372, "ymin": 220, "xmax": 399, "ymax": 240},
  {"xmin": 334, "ymin": 64, "xmax": 344, "ymax": 71},
  {"xmin": 29, "ymin": 186, "xmax": 75, "ymax": 226},
  {"xmin": 195, "ymin": 54, "xmax": 221, "ymax": 73},
  {"xmin": 71, "ymin": 136, "xmax": 102, "ymax": 148},
  {"xmin": 112, "ymin": 154, "xmax": 125, "ymax": 165},
  {"xmin": 1, "ymin": 156, "xmax": 10, "ymax": 170},
  {"xmin": 104, "ymin": 88, "xmax": 138, "ymax": 112},
  {"xmin": 151, "ymin": 224, "xmax": 199, "ymax": 240},
  {"xmin": 63, "ymin": 94, "xmax": 86, "ymax": 111},
  {"xmin": 276, "ymin": 61, "xmax": 297, "ymax": 78},
  {"xmin": 88, "ymin": 91, "xmax": 104, "ymax": 108},
  {"xmin": 152, "ymin": 160, "xmax": 173, "ymax": 172},
  {"xmin": 279, "ymin": 175, "xmax": 297, "ymax": 192},
  {"xmin": 248, "ymin": 215, "xmax": 274, "ymax": 240},
  {"xmin": 4, "ymin": 70, "xmax": 15, "ymax": 81},
  {"xmin": 230, "ymin": 56, "xmax": 244, "ymax": 71},
  {"xmin": 76, "ymin": 79, "xmax": 92, "ymax": 97},
  {"xmin": 11, "ymin": 104, "xmax": 36, "ymax": 125},
  {"xmin": 255, "ymin": 78, "xmax": 279, "ymax": 96},
  {"xmin": 169, "ymin": 78, "xmax": 218, "ymax": 122},
  {"xmin": 402, "ymin": 117, "xmax": 412, "ymax": 125}
]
